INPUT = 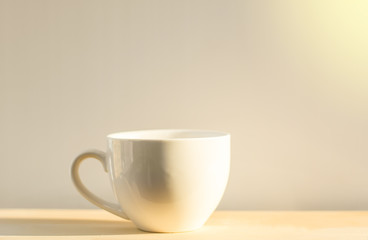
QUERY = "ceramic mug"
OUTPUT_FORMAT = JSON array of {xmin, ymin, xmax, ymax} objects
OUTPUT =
[{"xmin": 71, "ymin": 129, "xmax": 230, "ymax": 232}]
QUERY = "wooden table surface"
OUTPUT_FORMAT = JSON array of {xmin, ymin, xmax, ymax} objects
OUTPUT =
[{"xmin": 0, "ymin": 209, "xmax": 368, "ymax": 240}]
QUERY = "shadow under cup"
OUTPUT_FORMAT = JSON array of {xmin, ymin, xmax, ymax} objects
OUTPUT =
[{"xmin": 73, "ymin": 129, "xmax": 230, "ymax": 233}]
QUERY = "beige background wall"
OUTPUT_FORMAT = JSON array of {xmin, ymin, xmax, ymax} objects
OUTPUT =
[{"xmin": 1, "ymin": 0, "xmax": 367, "ymax": 210}]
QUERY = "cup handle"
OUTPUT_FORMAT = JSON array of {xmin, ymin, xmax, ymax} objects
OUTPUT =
[{"xmin": 71, "ymin": 150, "xmax": 129, "ymax": 220}]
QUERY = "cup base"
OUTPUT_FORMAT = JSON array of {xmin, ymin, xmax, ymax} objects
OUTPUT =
[{"xmin": 137, "ymin": 225, "xmax": 203, "ymax": 233}]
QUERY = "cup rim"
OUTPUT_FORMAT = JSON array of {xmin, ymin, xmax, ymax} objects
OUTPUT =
[{"xmin": 107, "ymin": 129, "xmax": 230, "ymax": 141}]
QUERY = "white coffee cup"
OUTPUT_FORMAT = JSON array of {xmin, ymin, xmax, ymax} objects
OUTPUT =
[{"xmin": 71, "ymin": 129, "xmax": 230, "ymax": 232}]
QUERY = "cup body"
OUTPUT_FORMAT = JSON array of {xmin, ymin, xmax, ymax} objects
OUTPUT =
[{"xmin": 106, "ymin": 129, "xmax": 230, "ymax": 232}]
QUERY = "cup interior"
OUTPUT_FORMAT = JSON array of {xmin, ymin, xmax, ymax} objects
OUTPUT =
[{"xmin": 107, "ymin": 129, "xmax": 229, "ymax": 140}]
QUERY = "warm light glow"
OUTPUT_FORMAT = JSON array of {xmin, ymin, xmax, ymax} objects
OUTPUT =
[{"xmin": 275, "ymin": 1, "xmax": 368, "ymax": 110}]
